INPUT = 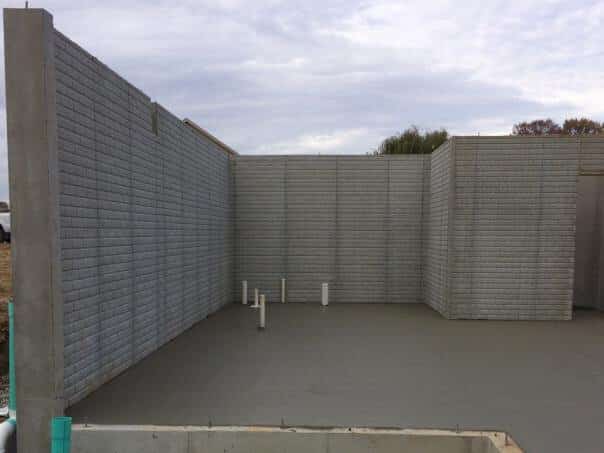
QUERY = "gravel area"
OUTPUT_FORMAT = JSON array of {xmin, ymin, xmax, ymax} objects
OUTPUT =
[
  {"xmin": 0, "ymin": 375, "xmax": 8, "ymax": 408},
  {"xmin": 0, "ymin": 243, "xmax": 11, "ymax": 410}
]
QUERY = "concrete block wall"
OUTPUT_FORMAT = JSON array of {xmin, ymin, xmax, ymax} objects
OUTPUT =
[
  {"xmin": 449, "ymin": 136, "xmax": 604, "ymax": 319},
  {"xmin": 235, "ymin": 155, "xmax": 430, "ymax": 304},
  {"xmin": 54, "ymin": 30, "xmax": 234, "ymax": 405},
  {"xmin": 423, "ymin": 142, "xmax": 452, "ymax": 317}
]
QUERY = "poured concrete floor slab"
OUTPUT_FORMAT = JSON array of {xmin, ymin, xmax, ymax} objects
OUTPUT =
[{"xmin": 67, "ymin": 304, "xmax": 604, "ymax": 453}]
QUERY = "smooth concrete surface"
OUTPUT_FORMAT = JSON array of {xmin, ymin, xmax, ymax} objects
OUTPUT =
[
  {"xmin": 71, "ymin": 425, "xmax": 520, "ymax": 453},
  {"xmin": 68, "ymin": 304, "xmax": 604, "ymax": 453},
  {"xmin": 4, "ymin": 8, "xmax": 65, "ymax": 453}
]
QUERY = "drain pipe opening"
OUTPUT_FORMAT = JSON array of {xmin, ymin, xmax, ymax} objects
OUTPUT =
[
  {"xmin": 259, "ymin": 295, "xmax": 266, "ymax": 329},
  {"xmin": 321, "ymin": 283, "xmax": 329, "ymax": 306},
  {"xmin": 241, "ymin": 280, "xmax": 248, "ymax": 305},
  {"xmin": 251, "ymin": 288, "xmax": 259, "ymax": 309},
  {"xmin": 281, "ymin": 278, "xmax": 286, "ymax": 304}
]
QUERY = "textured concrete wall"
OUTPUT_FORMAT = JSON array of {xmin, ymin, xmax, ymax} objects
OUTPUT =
[
  {"xmin": 235, "ymin": 155, "xmax": 430, "ymax": 304},
  {"xmin": 449, "ymin": 137, "xmax": 604, "ymax": 319},
  {"xmin": 54, "ymin": 30, "xmax": 234, "ymax": 405},
  {"xmin": 423, "ymin": 142, "xmax": 451, "ymax": 316}
]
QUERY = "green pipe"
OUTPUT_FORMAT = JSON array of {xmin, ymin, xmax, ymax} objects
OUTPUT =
[
  {"xmin": 50, "ymin": 417, "xmax": 72, "ymax": 453},
  {"xmin": 7, "ymin": 300, "xmax": 15, "ymax": 417}
]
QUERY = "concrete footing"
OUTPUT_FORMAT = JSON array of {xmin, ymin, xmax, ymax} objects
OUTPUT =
[{"xmin": 71, "ymin": 425, "xmax": 522, "ymax": 453}]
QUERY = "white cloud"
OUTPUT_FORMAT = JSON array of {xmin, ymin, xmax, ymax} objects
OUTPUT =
[
  {"xmin": 0, "ymin": 0, "xmax": 602, "ymax": 200},
  {"xmin": 254, "ymin": 128, "xmax": 371, "ymax": 154}
]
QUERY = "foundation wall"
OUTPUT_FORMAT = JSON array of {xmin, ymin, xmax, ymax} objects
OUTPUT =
[
  {"xmin": 71, "ymin": 425, "xmax": 520, "ymax": 453},
  {"xmin": 4, "ymin": 12, "xmax": 235, "ymax": 451},
  {"xmin": 235, "ymin": 155, "xmax": 431, "ymax": 304},
  {"xmin": 54, "ymin": 31, "xmax": 235, "ymax": 405},
  {"xmin": 449, "ymin": 136, "xmax": 604, "ymax": 319}
]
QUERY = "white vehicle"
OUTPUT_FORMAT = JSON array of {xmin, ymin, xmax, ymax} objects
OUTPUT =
[{"xmin": 0, "ymin": 212, "xmax": 10, "ymax": 243}]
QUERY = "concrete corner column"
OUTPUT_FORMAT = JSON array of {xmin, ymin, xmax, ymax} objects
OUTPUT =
[{"xmin": 4, "ymin": 8, "xmax": 65, "ymax": 452}]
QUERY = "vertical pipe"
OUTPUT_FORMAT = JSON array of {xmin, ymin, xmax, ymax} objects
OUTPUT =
[
  {"xmin": 252, "ymin": 288, "xmax": 259, "ymax": 308},
  {"xmin": 8, "ymin": 301, "xmax": 15, "ymax": 418},
  {"xmin": 281, "ymin": 278, "xmax": 286, "ymax": 304},
  {"xmin": 241, "ymin": 280, "xmax": 248, "ymax": 305},
  {"xmin": 321, "ymin": 283, "xmax": 329, "ymax": 306},
  {"xmin": 259, "ymin": 295, "xmax": 266, "ymax": 329},
  {"xmin": 50, "ymin": 417, "xmax": 72, "ymax": 453}
]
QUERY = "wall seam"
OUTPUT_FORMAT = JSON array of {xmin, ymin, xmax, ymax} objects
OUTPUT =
[
  {"xmin": 418, "ymin": 156, "xmax": 426, "ymax": 302},
  {"xmin": 127, "ymin": 85, "xmax": 136, "ymax": 365},
  {"xmin": 385, "ymin": 158, "xmax": 391, "ymax": 303},
  {"xmin": 468, "ymin": 141, "xmax": 479, "ymax": 318},
  {"xmin": 446, "ymin": 138, "xmax": 457, "ymax": 318},
  {"xmin": 334, "ymin": 157, "xmax": 340, "ymax": 303},
  {"xmin": 283, "ymin": 158, "xmax": 288, "ymax": 287},
  {"xmin": 532, "ymin": 142, "xmax": 545, "ymax": 320},
  {"xmin": 91, "ymin": 54, "xmax": 103, "ymax": 400}
]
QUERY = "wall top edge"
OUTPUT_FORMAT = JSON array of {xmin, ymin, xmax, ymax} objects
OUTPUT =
[
  {"xmin": 235, "ymin": 154, "xmax": 432, "ymax": 159},
  {"xmin": 183, "ymin": 119, "xmax": 239, "ymax": 157},
  {"xmin": 452, "ymin": 135, "xmax": 604, "ymax": 141}
]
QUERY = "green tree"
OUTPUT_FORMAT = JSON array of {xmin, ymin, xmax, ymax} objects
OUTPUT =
[
  {"xmin": 512, "ymin": 119, "xmax": 562, "ymax": 135},
  {"xmin": 562, "ymin": 118, "xmax": 603, "ymax": 135},
  {"xmin": 375, "ymin": 126, "xmax": 448, "ymax": 155},
  {"xmin": 512, "ymin": 117, "xmax": 603, "ymax": 136}
]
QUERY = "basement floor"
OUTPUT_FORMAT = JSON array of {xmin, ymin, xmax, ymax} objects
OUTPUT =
[{"xmin": 67, "ymin": 303, "xmax": 604, "ymax": 453}]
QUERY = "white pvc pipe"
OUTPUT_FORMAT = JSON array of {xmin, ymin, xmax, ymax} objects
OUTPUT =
[
  {"xmin": 0, "ymin": 419, "xmax": 15, "ymax": 453},
  {"xmin": 252, "ymin": 288, "xmax": 260, "ymax": 308},
  {"xmin": 242, "ymin": 280, "xmax": 248, "ymax": 305},
  {"xmin": 281, "ymin": 278, "xmax": 286, "ymax": 304},
  {"xmin": 321, "ymin": 283, "xmax": 329, "ymax": 306},
  {"xmin": 259, "ymin": 294, "xmax": 266, "ymax": 329}
]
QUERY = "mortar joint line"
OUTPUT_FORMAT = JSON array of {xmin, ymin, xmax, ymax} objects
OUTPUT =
[
  {"xmin": 334, "ymin": 156, "xmax": 340, "ymax": 301},
  {"xmin": 595, "ymin": 177, "xmax": 603, "ymax": 308},
  {"xmin": 533, "ymin": 142, "xmax": 546, "ymax": 320},
  {"xmin": 469, "ymin": 142, "xmax": 479, "ymax": 317},
  {"xmin": 283, "ymin": 158, "xmax": 288, "ymax": 279},
  {"xmin": 418, "ymin": 155, "xmax": 427, "ymax": 298},
  {"xmin": 385, "ymin": 159, "xmax": 391, "ymax": 301},
  {"xmin": 127, "ymin": 85, "xmax": 136, "ymax": 366},
  {"xmin": 91, "ymin": 59, "xmax": 104, "ymax": 392},
  {"xmin": 233, "ymin": 159, "xmax": 239, "ymax": 301}
]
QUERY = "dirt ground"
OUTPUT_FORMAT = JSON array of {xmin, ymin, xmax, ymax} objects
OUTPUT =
[
  {"xmin": 0, "ymin": 244, "xmax": 10, "ymax": 343},
  {"xmin": 0, "ymin": 244, "xmax": 11, "ymax": 407}
]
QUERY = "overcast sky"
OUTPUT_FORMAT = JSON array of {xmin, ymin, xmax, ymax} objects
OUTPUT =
[{"xmin": 1, "ymin": 0, "xmax": 603, "ymax": 201}]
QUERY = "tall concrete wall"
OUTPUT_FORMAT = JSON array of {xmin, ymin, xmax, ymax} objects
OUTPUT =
[
  {"xmin": 235, "ymin": 155, "xmax": 430, "ymax": 304},
  {"xmin": 54, "ymin": 31, "xmax": 234, "ymax": 405},
  {"xmin": 449, "ymin": 136, "xmax": 604, "ymax": 319},
  {"xmin": 5, "ymin": 11, "xmax": 235, "ymax": 451}
]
